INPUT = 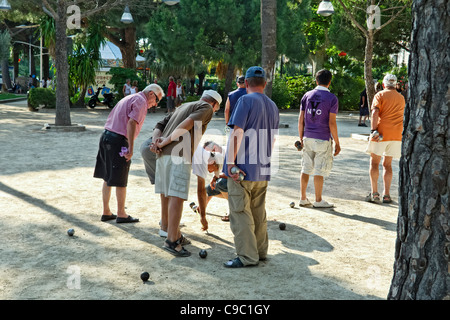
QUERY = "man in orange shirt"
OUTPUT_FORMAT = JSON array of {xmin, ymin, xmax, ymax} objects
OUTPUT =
[{"xmin": 365, "ymin": 74, "xmax": 405, "ymax": 204}]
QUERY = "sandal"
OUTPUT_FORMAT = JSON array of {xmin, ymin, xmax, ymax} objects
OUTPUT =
[
  {"xmin": 365, "ymin": 192, "xmax": 381, "ymax": 203},
  {"xmin": 221, "ymin": 215, "xmax": 230, "ymax": 222},
  {"xmin": 163, "ymin": 239, "xmax": 191, "ymax": 257},
  {"xmin": 382, "ymin": 195, "xmax": 392, "ymax": 203},
  {"xmin": 178, "ymin": 234, "xmax": 191, "ymax": 246}
]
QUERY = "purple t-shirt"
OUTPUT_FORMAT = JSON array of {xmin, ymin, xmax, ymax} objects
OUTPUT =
[
  {"xmin": 301, "ymin": 86, "xmax": 338, "ymax": 141},
  {"xmin": 104, "ymin": 92, "xmax": 149, "ymax": 139}
]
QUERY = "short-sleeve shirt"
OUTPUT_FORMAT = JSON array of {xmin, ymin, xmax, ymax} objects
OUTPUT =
[
  {"xmin": 301, "ymin": 86, "xmax": 339, "ymax": 141},
  {"xmin": 104, "ymin": 92, "xmax": 149, "ymax": 139},
  {"xmin": 223, "ymin": 92, "xmax": 279, "ymax": 181},
  {"xmin": 192, "ymin": 145, "xmax": 226, "ymax": 180},
  {"xmin": 167, "ymin": 81, "xmax": 176, "ymax": 97},
  {"xmin": 371, "ymin": 89, "xmax": 405, "ymax": 141},
  {"xmin": 156, "ymin": 100, "xmax": 213, "ymax": 161},
  {"xmin": 227, "ymin": 87, "xmax": 247, "ymax": 124}
]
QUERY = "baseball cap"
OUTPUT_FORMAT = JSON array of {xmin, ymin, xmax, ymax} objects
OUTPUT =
[
  {"xmin": 236, "ymin": 75, "xmax": 245, "ymax": 83},
  {"xmin": 202, "ymin": 89, "xmax": 222, "ymax": 105},
  {"xmin": 245, "ymin": 66, "xmax": 266, "ymax": 79},
  {"xmin": 383, "ymin": 74, "xmax": 397, "ymax": 87}
]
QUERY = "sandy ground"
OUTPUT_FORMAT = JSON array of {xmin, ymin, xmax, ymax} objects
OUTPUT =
[{"xmin": 0, "ymin": 100, "xmax": 399, "ymax": 301}]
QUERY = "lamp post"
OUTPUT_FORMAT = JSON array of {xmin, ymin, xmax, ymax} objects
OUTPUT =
[
  {"xmin": 120, "ymin": 5, "xmax": 134, "ymax": 24},
  {"xmin": 0, "ymin": 0, "xmax": 11, "ymax": 10},
  {"xmin": 317, "ymin": 0, "xmax": 334, "ymax": 16},
  {"xmin": 163, "ymin": 0, "xmax": 180, "ymax": 5}
]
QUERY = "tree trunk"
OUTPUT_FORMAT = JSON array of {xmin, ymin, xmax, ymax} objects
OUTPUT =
[
  {"xmin": 105, "ymin": 27, "xmax": 136, "ymax": 69},
  {"xmin": 261, "ymin": 0, "xmax": 277, "ymax": 98},
  {"xmin": 1, "ymin": 59, "xmax": 12, "ymax": 91},
  {"xmin": 54, "ymin": 0, "xmax": 71, "ymax": 126},
  {"xmin": 388, "ymin": 0, "xmax": 449, "ymax": 300},
  {"xmin": 364, "ymin": 30, "xmax": 375, "ymax": 108},
  {"xmin": 223, "ymin": 62, "xmax": 235, "ymax": 107}
]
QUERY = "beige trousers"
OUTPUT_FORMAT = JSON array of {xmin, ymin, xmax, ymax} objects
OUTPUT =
[{"xmin": 227, "ymin": 179, "xmax": 269, "ymax": 266}]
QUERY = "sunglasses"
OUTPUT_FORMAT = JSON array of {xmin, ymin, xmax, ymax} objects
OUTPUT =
[{"xmin": 152, "ymin": 91, "xmax": 160, "ymax": 104}]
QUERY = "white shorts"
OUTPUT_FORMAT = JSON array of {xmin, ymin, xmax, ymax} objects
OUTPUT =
[
  {"xmin": 365, "ymin": 140, "xmax": 402, "ymax": 159},
  {"xmin": 301, "ymin": 138, "xmax": 333, "ymax": 177},
  {"xmin": 155, "ymin": 155, "xmax": 191, "ymax": 200}
]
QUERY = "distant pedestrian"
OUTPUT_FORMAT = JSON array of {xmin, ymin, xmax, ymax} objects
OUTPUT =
[
  {"xmin": 166, "ymin": 76, "xmax": 176, "ymax": 113},
  {"xmin": 358, "ymin": 88, "xmax": 369, "ymax": 127},
  {"xmin": 123, "ymin": 79, "xmax": 131, "ymax": 96}
]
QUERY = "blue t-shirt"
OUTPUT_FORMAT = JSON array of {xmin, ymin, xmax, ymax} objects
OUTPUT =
[
  {"xmin": 227, "ymin": 87, "xmax": 247, "ymax": 124},
  {"xmin": 223, "ymin": 92, "xmax": 279, "ymax": 181},
  {"xmin": 301, "ymin": 86, "xmax": 338, "ymax": 141}
]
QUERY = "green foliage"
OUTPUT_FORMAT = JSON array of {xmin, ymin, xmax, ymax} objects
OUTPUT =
[
  {"xmin": 27, "ymin": 88, "xmax": 56, "ymax": 110},
  {"xmin": 390, "ymin": 65, "xmax": 408, "ymax": 85},
  {"xmin": 0, "ymin": 30, "xmax": 11, "ymax": 61},
  {"xmin": 271, "ymin": 75, "xmax": 316, "ymax": 109},
  {"xmin": 329, "ymin": 73, "xmax": 365, "ymax": 111},
  {"xmin": 107, "ymin": 67, "xmax": 145, "ymax": 100}
]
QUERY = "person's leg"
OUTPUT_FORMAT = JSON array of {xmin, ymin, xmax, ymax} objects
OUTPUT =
[
  {"xmin": 115, "ymin": 186, "xmax": 127, "ymax": 218},
  {"xmin": 382, "ymin": 156, "xmax": 393, "ymax": 197},
  {"xmin": 251, "ymin": 181, "xmax": 269, "ymax": 261},
  {"xmin": 300, "ymin": 173, "xmax": 309, "ymax": 200},
  {"xmin": 369, "ymin": 153, "xmax": 382, "ymax": 195},
  {"xmin": 160, "ymin": 194, "xmax": 169, "ymax": 233},
  {"xmin": 102, "ymin": 181, "xmax": 113, "ymax": 216},
  {"xmin": 313, "ymin": 175, "xmax": 324, "ymax": 203},
  {"xmin": 227, "ymin": 180, "xmax": 259, "ymax": 266},
  {"xmin": 166, "ymin": 196, "xmax": 185, "ymax": 248}
]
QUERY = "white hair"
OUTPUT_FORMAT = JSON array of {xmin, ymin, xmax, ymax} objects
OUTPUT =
[{"xmin": 143, "ymin": 84, "xmax": 165, "ymax": 98}]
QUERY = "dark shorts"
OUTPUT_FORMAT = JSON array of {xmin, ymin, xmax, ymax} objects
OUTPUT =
[
  {"xmin": 360, "ymin": 105, "xmax": 369, "ymax": 116},
  {"xmin": 94, "ymin": 130, "xmax": 131, "ymax": 187},
  {"xmin": 206, "ymin": 177, "xmax": 228, "ymax": 196}
]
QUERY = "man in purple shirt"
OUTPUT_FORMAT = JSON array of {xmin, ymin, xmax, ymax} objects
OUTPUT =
[
  {"xmin": 94, "ymin": 84, "xmax": 164, "ymax": 223},
  {"xmin": 298, "ymin": 69, "xmax": 340, "ymax": 208}
]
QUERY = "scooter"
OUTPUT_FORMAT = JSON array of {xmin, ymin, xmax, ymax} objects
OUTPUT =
[{"xmin": 88, "ymin": 86, "xmax": 115, "ymax": 109}]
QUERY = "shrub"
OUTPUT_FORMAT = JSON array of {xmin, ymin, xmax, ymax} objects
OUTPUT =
[
  {"xmin": 271, "ymin": 75, "xmax": 315, "ymax": 109},
  {"xmin": 27, "ymin": 88, "xmax": 56, "ymax": 110}
]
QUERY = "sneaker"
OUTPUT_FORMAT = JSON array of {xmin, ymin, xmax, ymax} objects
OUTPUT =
[
  {"xmin": 299, "ymin": 198, "xmax": 312, "ymax": 207},
  {"xmin": 159, "ymin": 229, "xmax": 168, "ymax": 237},
  {"xmin": 313, "ymin": 200, "xmax": 334, "ymax": 208}
]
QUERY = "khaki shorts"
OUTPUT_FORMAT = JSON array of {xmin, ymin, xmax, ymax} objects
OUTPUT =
[
  {"xmin": 301, "ymin": 138, "xmax": 333, "ymax": 177},
  {"xmin": 155, "ymin": 155, "xmax": 191, "ymax": 200},
  {"xmin": 365, "ymin": 140, "xmax": 402, "ymax": 159}
]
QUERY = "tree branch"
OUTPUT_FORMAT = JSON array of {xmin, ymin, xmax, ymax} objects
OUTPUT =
[
  {"xmin": 374, "ymin": 5, "xmax": 407, "ymax": 34},
  {"xmin": 336, "ymin": 0, "xmax": 368, "ymax": 37},
  {"xmin": 42, "ymin": 0, "xmax": 58, "ymax": 19},
  {"xmin": 80, "ymin": 0, "xmax": 125, "ymax": 19}
]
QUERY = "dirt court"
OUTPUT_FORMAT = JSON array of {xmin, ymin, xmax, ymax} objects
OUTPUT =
[{"xmin": 0, "ymin": 100, "xmax": 399, "ymax": 300}]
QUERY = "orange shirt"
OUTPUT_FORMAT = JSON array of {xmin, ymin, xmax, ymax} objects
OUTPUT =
[{"xmin": 371, "ymin": 89, "xmax": 405, "ymax": 141}]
